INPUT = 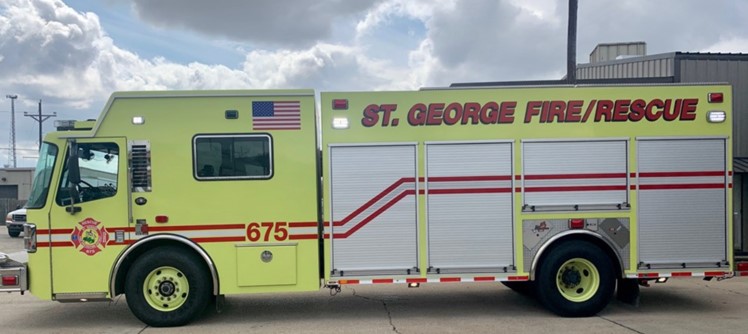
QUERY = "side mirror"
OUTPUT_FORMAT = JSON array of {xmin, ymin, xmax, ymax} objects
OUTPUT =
[
  {"xmin": 65, "ymin": 140, "xmax": 82, "ymax": 214},
  {"xmin": 67, "ymin": 140, "xmax": 81, "ymax": 185}
]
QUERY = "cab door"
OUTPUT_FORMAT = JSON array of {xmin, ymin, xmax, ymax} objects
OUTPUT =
[{"xmin": 49, "ymin": 138, "xmax": 129, "ymax": 297}]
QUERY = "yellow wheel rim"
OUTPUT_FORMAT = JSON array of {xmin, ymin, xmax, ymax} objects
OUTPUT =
[
  {"xmin": 143, "ymin": 266, "xmax": 190, "ymax": 312},
  {"xmin": 555, "ymin": 258, "xmax": 599, "ymax": 302}
]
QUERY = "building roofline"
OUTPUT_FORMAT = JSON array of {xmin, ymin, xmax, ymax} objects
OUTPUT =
[
  {"xmin": 449, "ymin": 77, "xmax": 674, "ymax": 88},
  {"xmin": 578, "ymin": 51, "xmax": 748, "ymax": 69}
]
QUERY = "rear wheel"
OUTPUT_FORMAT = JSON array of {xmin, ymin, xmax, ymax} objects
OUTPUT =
[
  {"xmin": 125, "ymin": 246, "xmax": 211, "ymax": 327},
  {"xmin": 535, "ymin": 240, "xmax": 615, "ymax": 317}
]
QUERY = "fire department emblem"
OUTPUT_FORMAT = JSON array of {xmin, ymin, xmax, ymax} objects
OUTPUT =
[{"xmin": 71, "ymin": 218, "xmax": 109, "ymax": 256}]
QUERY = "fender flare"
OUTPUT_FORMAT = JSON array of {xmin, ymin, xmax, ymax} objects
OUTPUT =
[
  {"xmin": 109, "ymin": 234, "xmax": 220, "ymax": 297},
  {"xmin": 529, "ymin": 229, "xmax": 625, "ymax": 281}
]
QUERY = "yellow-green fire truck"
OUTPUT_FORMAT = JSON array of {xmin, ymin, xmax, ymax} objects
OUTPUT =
[{"xmin": 0, "ymin": 84, "xmax": 744, "ymax": 326}]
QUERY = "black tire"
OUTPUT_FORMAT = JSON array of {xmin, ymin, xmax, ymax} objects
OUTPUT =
[
  {"xmin": 535, "ymin": 240, "xmax": 615, "ymax": 317},
  {"xmin": 501, "ymin": 281, "xmax": 536, "ymax": 296},
  {"xmin": 125, "ymin": 246, "xmax": 212, "ymax": 327},
  {"xmin": 8, "ymin": 230, "xmax": 20, "ymax": 238}
]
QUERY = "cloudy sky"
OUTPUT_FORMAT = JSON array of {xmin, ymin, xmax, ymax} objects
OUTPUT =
[{"xmin": 1, "ymin": 0, "xmax": 747, "ymax": 167}]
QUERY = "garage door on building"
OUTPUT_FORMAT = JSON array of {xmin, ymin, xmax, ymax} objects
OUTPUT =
[
  {"xmin": 637, "ymin": 138, "xmax": 728, "ymax": 268},
  {"xmin": 426, "ymin": 141, "xmax": 514, "ymax": 273},
  {"xmin": 0, "ymin": 185, "xmax": 19, "ymax": 199},
  {"xmin": 329, "ymin": 144, "xmax": 418, "ymax": 276}
]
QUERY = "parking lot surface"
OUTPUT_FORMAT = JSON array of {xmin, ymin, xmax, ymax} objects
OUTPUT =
[{"xmin": 1, "ymin": 232, "xmax": 747, "ymax": 333}]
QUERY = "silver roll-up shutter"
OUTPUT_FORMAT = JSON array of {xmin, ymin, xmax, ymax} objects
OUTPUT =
[
  {"xmin": 330, "ymin": 144, "xmax": 418, "ymax": 275},
  {"xmin": 637, "ymin": 138, "xmax": 727, "ymax": 267},
  {"xmin": 522, "ymin": 140, "xmax": 628, "ymax": 210},
  {"xmin": 426, "ymin": 142, "xmax": 514, "ymax": 272}
]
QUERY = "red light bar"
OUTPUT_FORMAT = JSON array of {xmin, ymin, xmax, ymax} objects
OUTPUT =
[
  {"xmin": 2, "ymin": 275, "xmax": 18, "ymax": 286},
  {"xmin": 708, "ymin": 92, "xmax": 723, "ymax": 103},
  {"xmin": 569, "ymin": 219, "xmax": 585, "ymax": 229},
  {"xmin": 332, "ymin": 99, "xmax": 348, "ymax": 110}
]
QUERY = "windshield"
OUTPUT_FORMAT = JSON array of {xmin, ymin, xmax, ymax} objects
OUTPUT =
[{"xmin": 26, "ymin": 142, "xmax": 59, "ymax": 209}]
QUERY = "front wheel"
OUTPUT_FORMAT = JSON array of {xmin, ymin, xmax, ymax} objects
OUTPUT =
[
  {"xmin": 535, "ymin": 240, "xmax": 615, "ymax": 317},
  {"xmin": 8, "ymin": 229, "xmax": 20, "ymax": 238},
  {"xmin": 125, "ymin": 246, "xmax": 212, "ymax": 327}
]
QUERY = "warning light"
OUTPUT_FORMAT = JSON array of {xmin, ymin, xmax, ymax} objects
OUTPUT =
[
  {"xmin": 707, "ymin": 111, "xmax": 726, "ymax": 123},
  {"xmin": 569, "ymin": 219, "xmax": 585, "ymax": 229},
  {"xmin": 155, "ymin": 215, "xmax": 169, "ymax": 223},
  {"xmin": 332, "ymin": 99, "xmax": 348, "ymax": 110},
  {"xmin": 1, "ymin": 275, "xmax": 18, "ymax": 286},
  {"xmin": 332, "ymin": 117, "xmax": 349, "ymax": 129},
  {"xmin": 707, "ymin": 93, "xmax": 723, "ymax": 103}
]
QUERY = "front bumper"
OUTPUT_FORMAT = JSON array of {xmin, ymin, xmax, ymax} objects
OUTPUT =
[
  {"xmin": 7, "ymin": 223, "xmax": 24, "ymax": 232},
  {"xmin": 0, "ymin": 253, "xmax": 27, "ymax": 293}
]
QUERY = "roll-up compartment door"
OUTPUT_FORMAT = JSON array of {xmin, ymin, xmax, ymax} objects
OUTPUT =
[
  {"xmin": 329, "ymin": 144, "xmax": 418, "ymax": 275},
  {"xmin": 426, "ymin": 142, "xmax": 514, "ymax": 272},
  {"xmin": 637, "ymin": 138, "xmax": 727, "ymax": 267},
  {"xmin": 522, "ymin": 140, "xmax": 628, "ymax": 210}
]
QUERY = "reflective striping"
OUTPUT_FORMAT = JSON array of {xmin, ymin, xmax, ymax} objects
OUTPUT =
[
  {"xmin": 629, "ymin": 271, "xmax": 729, "ymax": 279},
  {"xmin": 334, "ymin": 275, "xmax": 529, "ymax": 285},
  {"xmin": 37, "ymin": 221, "xmax": 320, "ymax": 247},
  {"xmin": 524, "ymin": 173, "xmax": 627, "ymax": 180}
]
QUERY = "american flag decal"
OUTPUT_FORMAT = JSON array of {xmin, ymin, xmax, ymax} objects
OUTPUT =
[{"xmin": 252, "ymin": 101, "xmax": 301, "ymax": 130}]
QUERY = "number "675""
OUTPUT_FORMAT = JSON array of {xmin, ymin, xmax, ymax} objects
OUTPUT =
[{"xmin": 246, "ymin": 222, "xmax": 288, "ymax": 242}]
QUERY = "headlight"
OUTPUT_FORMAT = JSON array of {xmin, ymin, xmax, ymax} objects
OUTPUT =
[{"xmin": 4, "ymin": 214, "xmax": 11, "ymax": 224}]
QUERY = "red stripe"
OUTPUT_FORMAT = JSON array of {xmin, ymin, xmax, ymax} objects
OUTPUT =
[
  {"xmin": 333, "ymin": 190, "xmax": 413, "ymax": 239},
  {"xmin": 638, "ymin": 183, "xmax": 725, "ymax": 190},
  {"xmin": 108, "ymin": 239, "xmax": 135, "ymax": 246},
  {"xmin": 507, "ymin": 275, "xmax": 529, "ymax": 281},
  {"xmin": 289, "ymin": 234, "xmax": 318, "ymax": 240},
  {"xmin": 149, "ymin": 224, "xmax": 245, "ymax": 232},
  {"xmin": 525, "ymin": 173, "xmax": 626, "ymax": 180},
  {"xmin": 37, "ymin": 241, "xmax": 72, "ymax": 248},
  {"xmin": 629, "ymin": 185, "xmax": 637, "ymax": 190},
  {"xmin": 289, "ymin": 222, "xmax": 317, "ymax": 228},
  {"xmin": 705, "ymin": 271, "xmax": 727, "ymax": 277},
  {"xmin": 638, "ymin": 171, "xmax": 725, "ymax": 177},
  {"xmin": 333, "ymin": 177, "xmax": 415, "ymax": 227},
  {"xmin": 340, "ymin": 280, "xmax": 359, "ymax": 285},
  {"xmin": 671, "ymin": 272, "xmax": 692, "ymax": 277},
  {"xmin": 440, "ymin": 277, "xmax": 461, "ymax": 283},
  {"xmin": 630, "ymin": 172, "xmax": 637, "ymax": 177},
  {"xmin": 729, "ymin": 184, "xmax": 733, "ymax": 189},
  {"xmin": 373, "ymin": 279, "xmax": 393, "ymax": 284},
  {"xmin": 406, "ymin": 278, "xmax": 428, "ymax": 283},
  {"xmin": 728, "ymin": 171, "xmax": 733, "ymax": 176},
  {"xmin": 638, "ymin": 273, "xmax": 659, "ymax": 278},
  {"xmin": 514, "ymin": 187, "xmax": 521, "ymax": 192},
  {"xmin": 428, "ymin": 175, "xmax": 511, "ymax": 182},
  {"xmin": 37, "ymin": 228, "xmax": 74, "ymax": 235},
  {"xmin": 474, "ymin": 276, "xmax": 495, "ymax": 282},
  {"xmin": 524, "ymin": 185, "xmax": 626, "ymax": 192},
  {"xmin": 428, "ymin": 188, "xmax": 511, "ymax": 195},
  {"xmin": 190, "ymin": 236, "xmax": 245, "ymax": 243}
]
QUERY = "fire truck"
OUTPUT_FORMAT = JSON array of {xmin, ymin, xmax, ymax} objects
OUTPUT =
[{"xmin": 0, "ymin": 84, "xmax": 745, "ymax": 327}]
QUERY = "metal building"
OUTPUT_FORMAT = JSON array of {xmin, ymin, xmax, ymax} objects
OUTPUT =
[
  {"xmin": 576, "ymin": 44, "xmax": 748, "ymax": 255},
  {"xmin": 0, "ymin": 167, "xmax": 34, "ymax": 219}
]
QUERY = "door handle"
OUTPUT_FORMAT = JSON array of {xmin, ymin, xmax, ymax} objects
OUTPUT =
[{"xmin": 65, "ymin": 206, "xmax": 82, "ymax": 213}]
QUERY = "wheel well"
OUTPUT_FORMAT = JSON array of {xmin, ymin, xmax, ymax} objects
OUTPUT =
[
  {"xmin": 531, "ymin": 232, "xmax": 623, "ymax": 281},
  {"xmin": 110, "ymin": 236, "xmax": 219, "ymax": 297}
]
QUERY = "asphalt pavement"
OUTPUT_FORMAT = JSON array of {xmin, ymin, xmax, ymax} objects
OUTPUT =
[{"xmin": 1, "ymin": 230, "xmax": 747, "ymax": 333}]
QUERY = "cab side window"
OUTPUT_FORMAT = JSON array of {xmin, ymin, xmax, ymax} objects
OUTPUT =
[
  {"xmin": 56, "ymin": 143, "xmax": 119, "ymax": 205},
  {"xmin": 193, "ymin": 134, "xmax": 273, "ymax": 180}
]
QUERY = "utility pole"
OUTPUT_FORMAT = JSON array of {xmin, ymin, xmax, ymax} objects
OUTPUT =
[
  {"xmin": 5, "ymin": 94, "xmax": 17, "ymax": 168},
  {"xmin": 24, "ymin": 100, "xmax": 56, "ymax": 151},
  {"xmin": 567, "ymin": 0, "xmax": 578, "ymax": 84}
]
